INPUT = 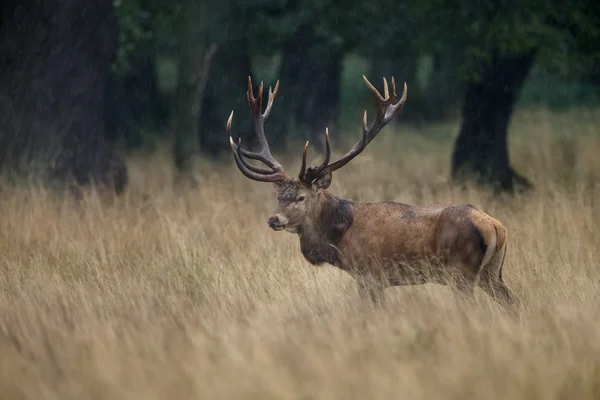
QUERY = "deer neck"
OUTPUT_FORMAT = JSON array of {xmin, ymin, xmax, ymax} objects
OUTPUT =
[{"xmin": 297, "ymin": 192, "xmax": 354, "ymax": 266}]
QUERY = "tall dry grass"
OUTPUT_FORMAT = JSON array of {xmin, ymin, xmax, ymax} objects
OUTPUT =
[{"xmin": 0, "ymin": 107, "xmax": 599, "ymax": 399}]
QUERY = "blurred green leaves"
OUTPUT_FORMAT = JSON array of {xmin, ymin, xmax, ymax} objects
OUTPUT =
[
  {"xmin": 110, "ymin": 0, "xmax": 600, "ymax": 119},
  {"xmin": 113, "ymin": 0, "xmax": 600, "ymax": 84},
  {"xmin": 410, "ymin": 0, "xmax": 600, "ymax": 82},
  {"xmin": 113, "ymin": 0, "xmax": 154, "ymax": 74}
]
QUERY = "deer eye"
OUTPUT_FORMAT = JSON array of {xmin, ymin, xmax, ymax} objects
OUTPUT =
[{"xmin": 297, "ymin": 195, "xmax": 306, "ymax": 202}]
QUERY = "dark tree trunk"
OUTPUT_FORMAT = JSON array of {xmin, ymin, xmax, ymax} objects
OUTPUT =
[
  {"xmin": 451, "ymin": 50, "xmax": 537, "ymax": 193},
  {"xmin": 171, "ymin": 0, "xmax": 216, "ymax": 178},
  {"xmin": 199, "ymin": 38, "xmax": 252, "ymax": 158},
  {"xmin": 0, "ymin": 0, "xmax": 127, "ymax": 195},
  {"xmin": 278, "ymin": 24, "xmax": 343, "ymax": 154}
]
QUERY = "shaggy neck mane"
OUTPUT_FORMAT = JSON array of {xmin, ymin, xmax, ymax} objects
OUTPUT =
[{"xmin": 298, "ymin": 192, "xmax": 354, "ymax": 266}]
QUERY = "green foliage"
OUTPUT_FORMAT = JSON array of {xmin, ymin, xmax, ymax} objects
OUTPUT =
[
  {"xmin": 112, "ymin": 0, "xmax": 153, "ymax": 75},
  {"xmin": 338, "ymin": 54, "xmax": 372, "ymax": 133},
  {"xmin": 245, "ymin": 0, "xmax": 364, "ymax": 58},
  {"xmin": 112, "ymin": 0, "xmax": 600, "ymax": 88},
  {"xmin": 110, "ymin": 0, "xmax": 600, "ymax": 149},
  {"xmin": 353, "ymin": 0, "xmax": 421, "ymax": 55},
  {"xmin": 519, "ymin": 75, "xmax": 600, "ymax": 110},
  {"xmin": 113, "ymin": 0, "xmax": 182, "ymax": 75},
  {"xmin": 405, "ymin": 0, "xmax": 600, "ymax": 83}
]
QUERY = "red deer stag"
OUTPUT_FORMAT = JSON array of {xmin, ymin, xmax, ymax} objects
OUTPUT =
[{"xmin": 226, "ymin": 75, "xmax": 518, "ymax": 312}]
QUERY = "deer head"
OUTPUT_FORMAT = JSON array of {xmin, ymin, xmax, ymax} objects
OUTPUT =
[{"xmin": 226, "ymin": 76, "xmax": 407, "ymax": 233}]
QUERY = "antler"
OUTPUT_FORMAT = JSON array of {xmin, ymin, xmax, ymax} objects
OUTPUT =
[
  {"xmin": 299, "ymin": 75, "xmax": 407, "ymax": 184},
  {"xmin": 227, "ymin": 77, "xmax": 290, "ymax": 183}
]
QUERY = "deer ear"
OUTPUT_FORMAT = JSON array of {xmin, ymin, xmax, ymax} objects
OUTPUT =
[{"xmin": 312, "ymin": 172, "xmax": 332, "ymax": 191}]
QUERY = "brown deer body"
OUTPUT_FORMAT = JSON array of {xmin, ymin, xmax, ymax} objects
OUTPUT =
[{"xmin": 226, "ymin": 76, "xmax": 517, "ymax": 311}]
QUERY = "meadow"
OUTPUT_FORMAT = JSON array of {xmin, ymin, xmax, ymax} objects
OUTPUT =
[{"xmin": 0, "ymin": 106, "xmax": 599, "ymax": 399}]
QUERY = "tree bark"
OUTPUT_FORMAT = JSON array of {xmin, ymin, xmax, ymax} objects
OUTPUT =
[
  {"xmin": 451, "ymin": 50, "xmax": 537, "ymax": 193},
  {"xmin": 171, "ymin": 0, "xmax": 217, "ymax": 178},
  {"xmin": 0, "ymin": 0, "xmax": 127, "ymax": 195}
]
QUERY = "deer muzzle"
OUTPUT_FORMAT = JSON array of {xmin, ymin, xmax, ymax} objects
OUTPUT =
[{"xmin": 267, "ymin": 214, "xmax": 287, "ymax": 231}]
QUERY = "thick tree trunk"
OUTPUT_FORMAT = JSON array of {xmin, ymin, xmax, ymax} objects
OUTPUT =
[
  {"xmin": 278, "ymin": 24, "xmax": 343, "ymax": 154},
  {"xmin": 451, "ymin": 50, "xmax": 537, "ymax": 193},
  {"xmin": 171, "ymin": 0, "xmax": 216, "ymax": 178},
  {"xmin": 0, "ymin": 0, "xmax": 127, "ymax": 195}
]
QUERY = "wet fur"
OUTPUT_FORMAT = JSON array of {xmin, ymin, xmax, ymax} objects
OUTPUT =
[
  {"xmin": 299, "ymin": 195, "xmax": 354, "ymax": 266},
  {"xmin": 273, "ymin": 180, "xmax": 517, "ymax": 313}
]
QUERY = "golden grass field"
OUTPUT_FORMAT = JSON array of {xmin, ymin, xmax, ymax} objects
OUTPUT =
[{"xmin": 0, "ymin": 107, "xmax": 599, "ymax": 399}]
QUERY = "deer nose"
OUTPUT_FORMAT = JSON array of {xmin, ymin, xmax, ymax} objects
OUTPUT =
[{"xmin": 268, "ymin": 215, "xmax": 280, "ymax": 228}]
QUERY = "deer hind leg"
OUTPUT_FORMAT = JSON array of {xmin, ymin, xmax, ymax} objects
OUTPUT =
[
  {"xmin": 478, "ymin": 245, "xmax": 519, "ymax": 315},
  {"xmin": 479, "ymin": 269, "xmax": 519, "ymax": 316}
]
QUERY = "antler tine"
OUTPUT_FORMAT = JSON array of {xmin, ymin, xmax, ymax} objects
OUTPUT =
[
  {"xmin": 383, "ymin": 77, "xmax": 389, "ymax": 100},
  {"xmin": 239, "ymin": 76, "xmax": 284, "ymax": 170},
  {"xmin": 364, "ymin": 75, "xmax": 407, "ymax": 126},
  {"xmin": 226, "ymin": 110, "xmax": 289, "ymax": 183},
  {"xmin": 235, "ymin": 138, "xmax": 276, "ymax": 174},
  {"xmin": 262, "ymin": 80, "xmax": 280, "ymax": 120},
  {"xmin": 298, "ymin": 75, "xmax": 407, "ymax": 184},
  {"xmin": 299, "ymin": 128, "xmax": 331, "ymax": 184},
  {"xmin": 229, "ymin": 137, "xmax": 288, "ymax": 182},
  {"xmin": 384, "ymin": 80, "xmax": 407, "ymax": 122},
  {"xmin": 247, "ymin": 76, "xmax": 263, "ymax": 113},
  {"xmin": 298, "ymin": 141, "xmax": 309, "ymax": 181}
]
